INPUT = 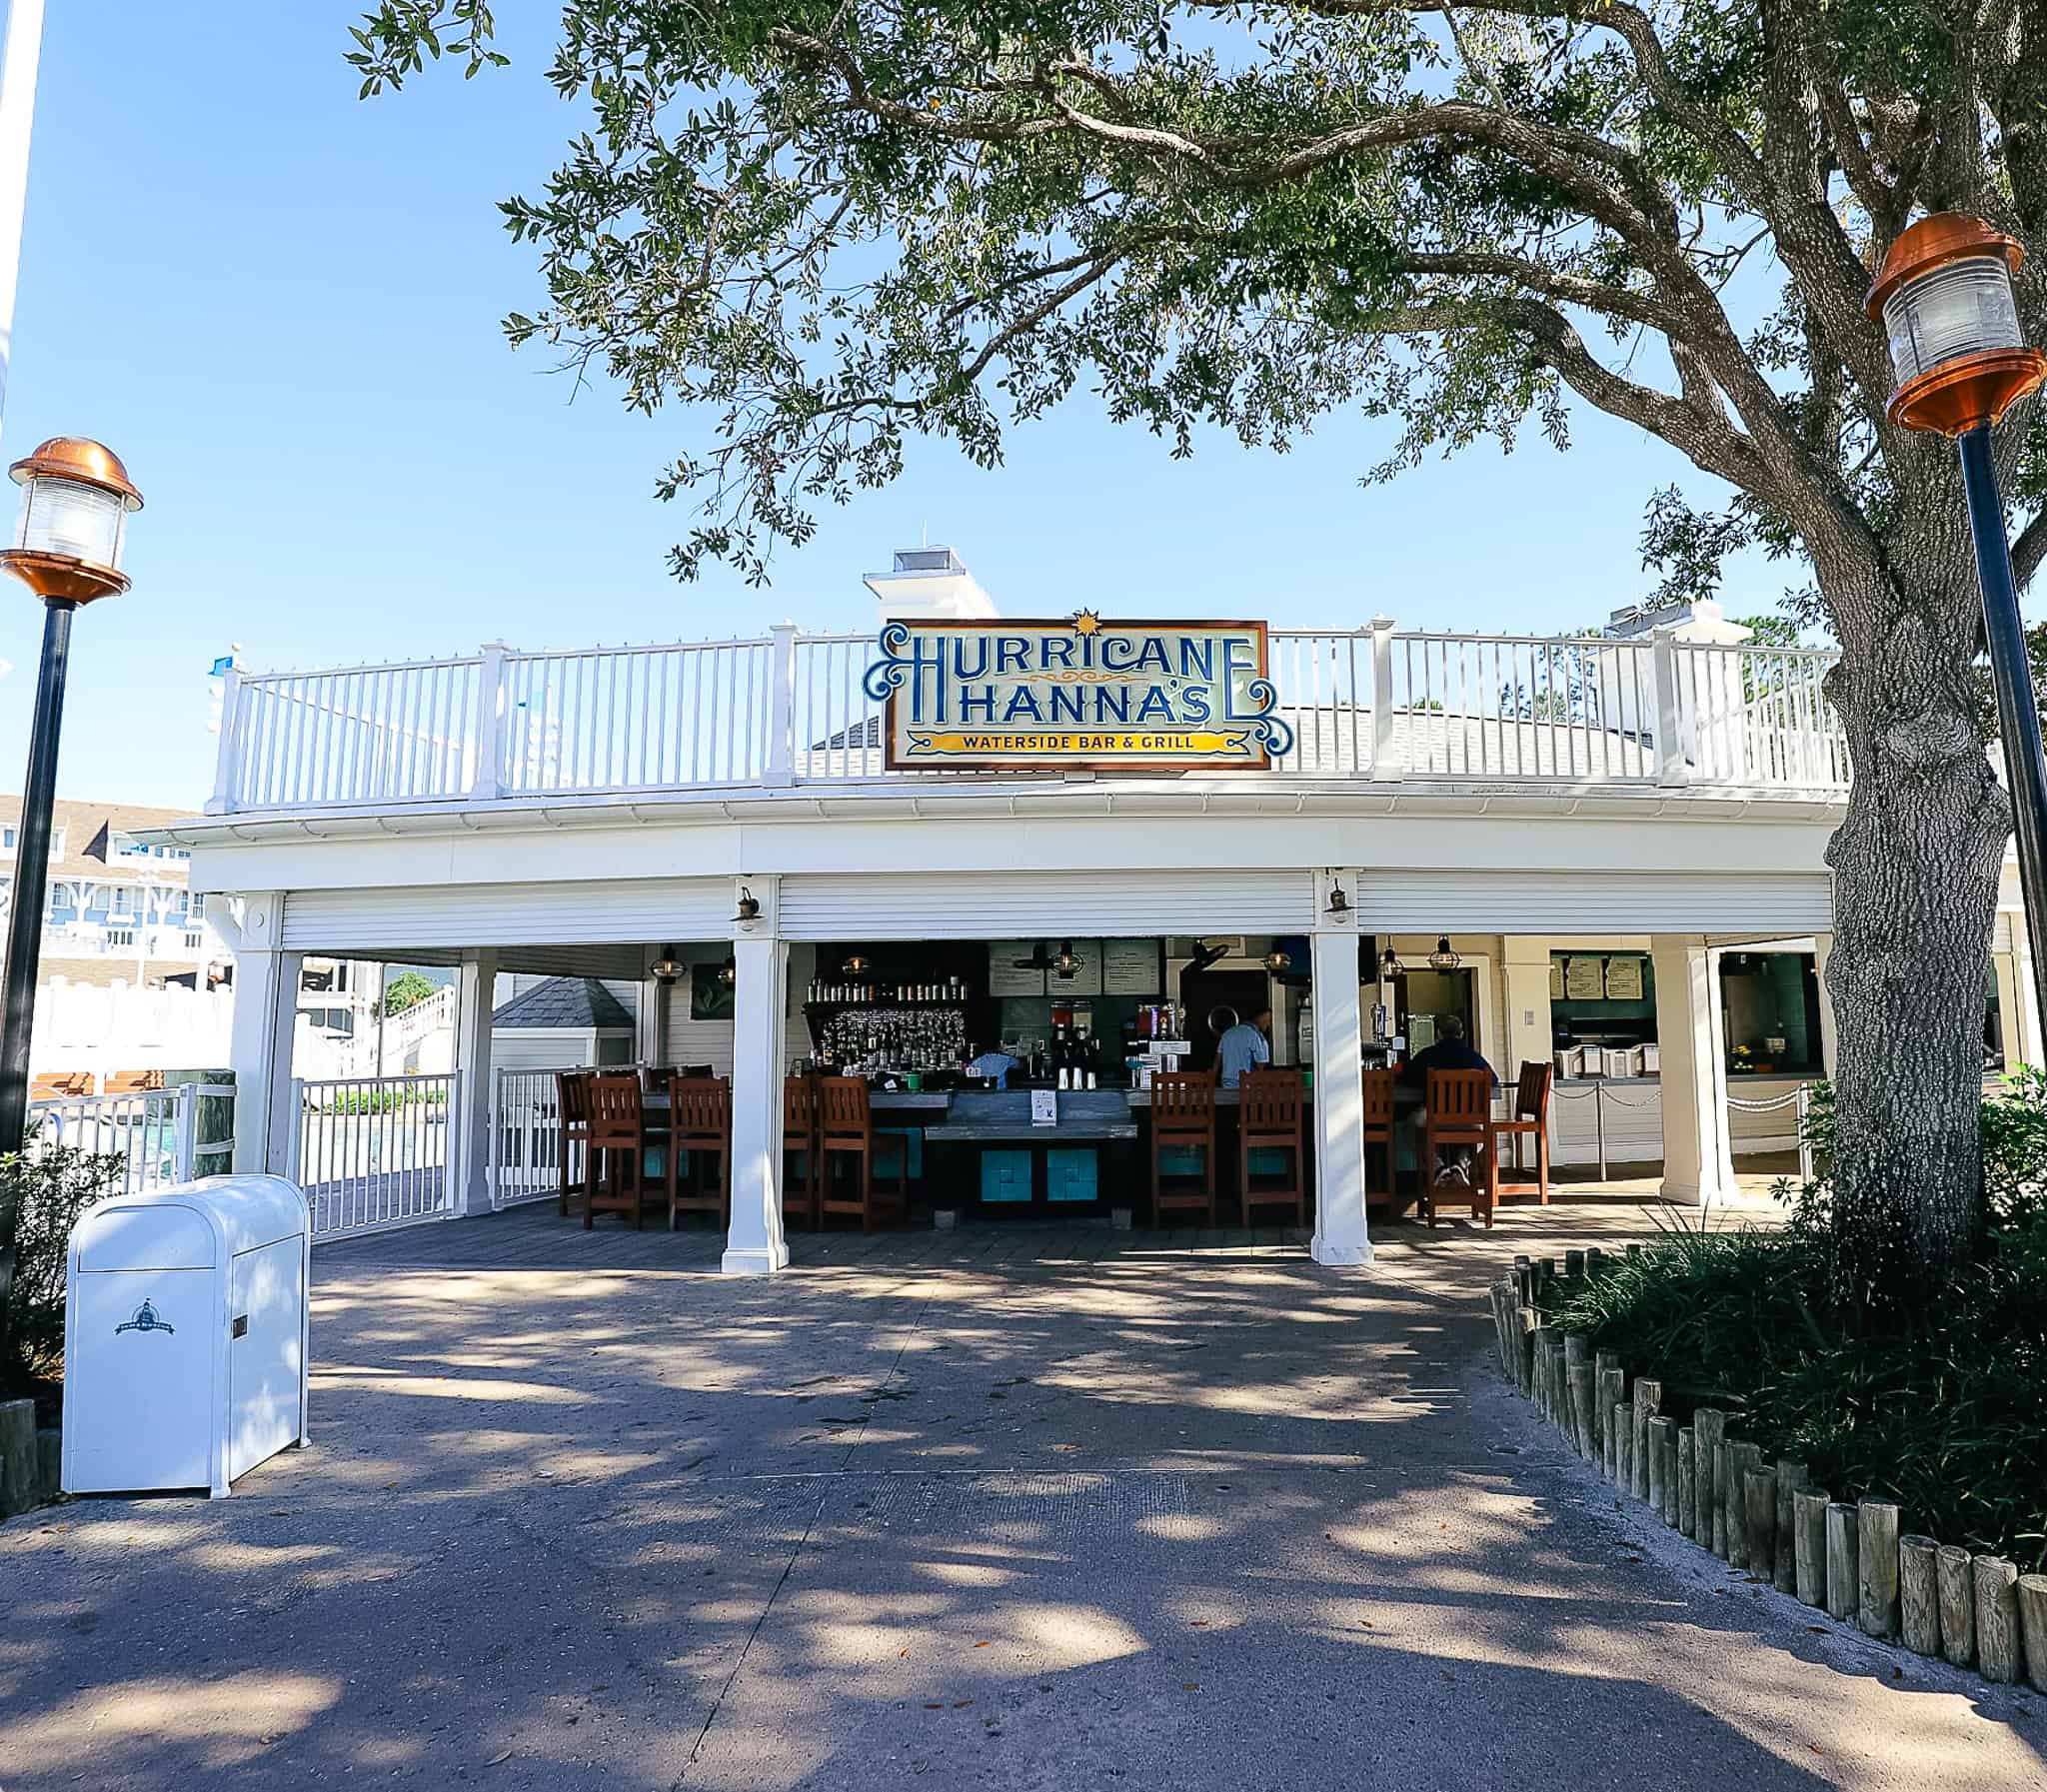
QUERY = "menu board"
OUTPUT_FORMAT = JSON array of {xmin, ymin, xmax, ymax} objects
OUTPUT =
[
  {"xmin": 1603, "ymin": 956, "xmax": 1645, "ymax": 1001},
  {"xmin": 1052, "ymin": 941, "xmax": 1103, "ymax": 996},
  {"xmin": 1101, "ymin": 937, "xmax": 1162, "ymax": 995},
  {"xmin": 988, "ymin": 940, "xmax": 1046, "ymax": 996},
  {"xmin": 1564, "ymin": 956, "xmax": 1606, "ymax": 1001},
  {"xmin": 1549, "ymin": 959, "xmax": 1565, "ymax": 1000}
]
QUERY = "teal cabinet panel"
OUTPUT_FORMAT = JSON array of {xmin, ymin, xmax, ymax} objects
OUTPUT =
[
  {"xmin": 980, "ymin": 1148, "xmax": 1032, "ymax": 1203},
  {"xmin": 1046, "ymin": 1148, "xmax": 1097, "ymax": 1203},
  {"xmin": 877, "ymin": 1126, "xmax": 923, "ymax": 1179}
]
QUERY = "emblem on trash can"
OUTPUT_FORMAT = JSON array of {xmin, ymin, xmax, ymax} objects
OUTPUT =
[{"xmin": 114, "ymin": 1297, "xmax": 175, "ymax": 1336}]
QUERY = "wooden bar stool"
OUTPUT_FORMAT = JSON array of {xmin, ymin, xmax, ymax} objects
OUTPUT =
[
  {"xmin": 1237, "ymin": 1067, "xmax": 1307, "ymax": 1226},
  {"xmin": 584, "ymin": 1072, "xmax": 666, "ymax": 1229},
  {"xmin": 1151, "ymin": 1070, "xmax": 1219, "ymax": 1226},
  {"xmin": 783, "ymin": 1073, "xmax": 823, "ymax": 1230},
  {"xmin": 553, "ymin": 1069, "xmax": 592, "ymax": 1217},
  {"xmin": 1492, "ymin": 1060, "xmax": 1554, "ymax": 1204},
  {"xmin": 666, "ymin": 1072, "xmax": 733, "ymax": 1229},
  {"xmin": 818, "ymin": 1076, "xmax": 910, "ymax": 1233},
  {"xmin": 1422, "ymin": 1067, "xmax": 1496, "ymax": 1228},
  {"xmin": 1361, "ymin": 1067, "xmax": 1398, "ymax": 1211}
]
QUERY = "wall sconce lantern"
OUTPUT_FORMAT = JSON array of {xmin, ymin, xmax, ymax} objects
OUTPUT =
[
  {"xmin": 733, "ymin": 886, "xmax": 761, "ymax": 923},
  {"xmin": 1324, "ymin": 883, "xmax": 1350, "ymax": 916}
]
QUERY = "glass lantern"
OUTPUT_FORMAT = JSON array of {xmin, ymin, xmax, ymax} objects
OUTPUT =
[
  {"xmin": 16, "ymin": 475, "xmax": 127, "ymax": 568},
  {"xmin": 1881, "ymin": 255, "xmax": 2026, "ymax": 387}
]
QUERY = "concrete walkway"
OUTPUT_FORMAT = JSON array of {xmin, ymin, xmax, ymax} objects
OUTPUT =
[{"xmin": 3, "ymin": 1203, "xmax": 2041, "ymax": 1789}]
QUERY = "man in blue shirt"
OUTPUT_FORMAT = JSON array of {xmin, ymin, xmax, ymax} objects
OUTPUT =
[{"xmin": 1216, "ymin": 1008, "xmax": 1272, "ymax": 1088}]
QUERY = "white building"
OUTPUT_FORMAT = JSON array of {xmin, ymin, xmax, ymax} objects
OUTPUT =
[{"xmin": 146, "ymin": 551, "xmax": 2037, "ymax": 1263}]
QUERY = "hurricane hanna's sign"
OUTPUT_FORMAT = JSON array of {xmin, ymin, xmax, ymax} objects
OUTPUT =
[{"xmin": 865, "ymin": 614, "xmax": 1293, "ymax": 770}]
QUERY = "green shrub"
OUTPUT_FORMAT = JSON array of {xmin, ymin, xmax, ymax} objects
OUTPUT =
[
  {"xmin": 2, "ymin": 1131, "xmax": 128, "ymax": 1389},
  {"xmin": 1541, "ymin": 1072, "xmax": 2047, "ymax": 1569}
]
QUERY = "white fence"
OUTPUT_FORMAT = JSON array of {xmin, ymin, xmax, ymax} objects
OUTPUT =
[
  {"xmin": 293, "ymin": 1072, "xmax": 456, "ymax": 1241},
  {"xmin": 30, "ymin": 1082, "xmax": 236, "ymax": 1195},
  {"xmin": 211, "ymin": 621, "xmax": 1852, "ymax": 812},
  {"xmin": 488, "ymin": 1066, "xmax": 576, "ymax": 1210}
]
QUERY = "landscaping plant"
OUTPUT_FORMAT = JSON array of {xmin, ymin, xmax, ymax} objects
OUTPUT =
[
  {"xmin": 0, "ymin": 1130, "xmax": 127, "ymax": 1415},
  {"xmin": 1547, "ymin": 1074, "xmax": 2047, "ymax": 1571}
]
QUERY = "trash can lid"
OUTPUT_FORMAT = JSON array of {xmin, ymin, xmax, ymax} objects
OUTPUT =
[{"xmin": 72, "ymin": 1173, "xmax": 309, "ymax": 1268}]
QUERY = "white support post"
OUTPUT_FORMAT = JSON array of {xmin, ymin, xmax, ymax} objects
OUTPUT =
[
  {"xmin": 1650, "ymin": 933, "xmax": 1734, "ymax": 1207},
  {"xmin": 172, "ymin": 1081, "xmax": 197, "ymax": 1182},
  {"xmin": 469, "ymin": 642, "xmax": 511, "ymax": 802},
  {"xmin": 0, "ymin": 0, "xmax": 43, "ymax": 434},
  {"xmin": 227, "ymin": 894, "xmax": 301, "ymax": 1175},
  {"xmin": 204, "ymin": 666, "xmax": 243, "ymax": 816},
  {"xmin": 766, "ymin": 623, "xmax": 798, "ymax": 787},
  {"xmin": 2004, "ymin": 906, "xmax": 2045, "ymax": 1068},
  {"xmin": 1652, "ymin": 628, "xmax": 1691, "ymax": 787},
  {"xmin": 725, "ymin": 876, "xmax": 789, "ymax": 1275},
  {"xmin": 451, "ymin": 948, "xmax": 500, "ymax": 1216},
  {"xmin": 1368, "ymin": 617, "xmax": 1401, "ymax": 782},
  {"xmin": 1309, "ymin": 871, "xmax": 1371, "ymax": 1266}
]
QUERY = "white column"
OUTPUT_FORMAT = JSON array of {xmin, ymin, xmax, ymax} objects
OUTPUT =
[
  {"xmin": 724, "ymin": 925, "xmax": 790, "ymax": 1276},
  {"xmin": 1650, "ymin": 933, "xmax": 1734, "ymax": 1206},
  {"xmin": 451, "ymin": 948, "xmax": 500, "ymax": 1217},
  {"xmin": 2003, "ymin": 908, "xmax": 2045, "ymax": 1067},
  {"xmin": 1500, "ymin": 935, "xmax": 1555, "ymax": 1080},
  {"xmin": 1309, "ymin": 872, "xmax": 1371, "ymax": 1267},
  {"xmin": 225, "ymin": 894, "xmax": 300, "ymax": 1175},
  {"xmin": 1812, "ymin": 931, "xmax": 1839, "ymax": 1076}
]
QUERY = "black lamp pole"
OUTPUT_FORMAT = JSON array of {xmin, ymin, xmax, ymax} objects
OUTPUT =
[
  {"xmin": 0, "ymin": 597, "xmax": 75, "ymax": 1155},
  {"xmin": 1958, "ymin": 424, "xmax": 2047, "ymax": 1028}
]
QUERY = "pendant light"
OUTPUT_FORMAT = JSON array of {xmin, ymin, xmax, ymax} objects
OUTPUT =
[
  {"xmin": 1054, "ymin": 940, "xmax": 1078, "ymax": 976},
  {"xmin": 1379, "ymin": 944, "xmax": 1400, "ymax": 980},
  {"xmin": 651, "ymin": 945, "xmax": 683, "ymax": 982},
  {"xmin": 1427, "ymin": 935, "xmax": 1461, "ymax": 971},
  {"xmin": 1264, "ymin": 943, "xmax": 1290, "ymax": 974},
  {"xmin": 718, "ymin": 955, "xmax": 737, "ymax": 986},
  {"xmin": 843, "ymin": 952, "xmax": 871, "ymax": 977}
]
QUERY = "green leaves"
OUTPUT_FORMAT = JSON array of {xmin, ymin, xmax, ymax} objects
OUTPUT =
[{"xmin": 339, "ymin": 0, "xmax": 2043, "ymax": 590}]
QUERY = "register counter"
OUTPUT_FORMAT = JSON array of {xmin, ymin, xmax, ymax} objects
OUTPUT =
[
  {"xmin": 1548, "ymin": 1072, "xmax": 1816, "ymax": 1167},
  {"xmin": 921, "ymin": 1089, "xmax": 1137, "ymax": 1208}
]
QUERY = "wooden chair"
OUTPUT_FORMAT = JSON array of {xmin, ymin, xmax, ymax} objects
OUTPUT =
[
  {"xmin": 103, "ymin": 1068, "xmax": 164, "ymax": 1094},
  {"xmin": 783, "ymin": 1074, "xmax": 822, "ymax": 1230},
  {"xmin": 1237, "ymin": 1067, "xmax": 1307, "ymax": 1226},
  {"xmin": 30, "ymin": 1069, "xmax": 94, "ymax": 1100},
  {"xmin": 817, "ymin": 1075, "xmax": 910, "ymax": 1233},
  {"xmin": 1151, "ymin": 1070, "xmax": 1219, "ymax": 1226},
  {"xmin": 583, "ymin": 1072, "xmax": 666, "ymax": 1229},
  {"xmin": 1422, "ymin": 1068, "xmax": 1496, "ymax": 1228},
  {"xmin": 1492, "ymin": 1060, "xmax": 1554, "ymax": 1204},
  {"xmin": 554, "ymin": 1069, "xmax": 592, "ymax": 1217},
  {"xmin": 665, "ymin": 1072, "xmax": 733, "ymax": 1229},
  {"xmin": 1361, "ymin": 1067, "xmax": 1398, "ymax": 1210}
]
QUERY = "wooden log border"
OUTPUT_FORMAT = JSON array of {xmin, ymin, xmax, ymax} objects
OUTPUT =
[{"xmin": 1492, "ymin": 1273, "xmax": 2047, "ymax": 1696}]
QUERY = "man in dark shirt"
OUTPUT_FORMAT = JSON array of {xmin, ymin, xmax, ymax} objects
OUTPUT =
[{"xmin": 1400, "ymin": 1014, "xmax": 1497, "ymax": 1185}]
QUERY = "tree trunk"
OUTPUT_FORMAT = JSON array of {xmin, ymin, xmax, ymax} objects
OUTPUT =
[{"xmin": 1820, "ymin": 527, "xmax": 2005, "ymax": 1300}]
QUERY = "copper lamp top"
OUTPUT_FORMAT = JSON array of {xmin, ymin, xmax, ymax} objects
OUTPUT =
[
  {"xmin": 8, "ymin": 436, "xmax": 143, "ymax": 511},
  {"xmin": 1866, "ymin": 213, "xmax": 2026, "ymax": 320}
]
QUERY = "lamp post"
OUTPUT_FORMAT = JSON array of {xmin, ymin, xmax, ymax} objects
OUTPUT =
[
  {"xmin": 1868, "ymin": 215, "xmax": 2047, "ymax": 1025},
  {"xmin": 0, "ymin": 437, "xmax": 142, "ymax": 1155}
]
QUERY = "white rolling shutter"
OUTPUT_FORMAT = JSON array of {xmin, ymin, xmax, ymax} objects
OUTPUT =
[
  {"xmin": 1355, "ymin": 869, "xmax": 1833, "ymax": 933},
  {"xmin": 281, "ymin": 878, "xmax": 734, "ymax": 951},
  {"xmin": 779, "ymin": 871, "xmax": 1315, "ymax": 940}
]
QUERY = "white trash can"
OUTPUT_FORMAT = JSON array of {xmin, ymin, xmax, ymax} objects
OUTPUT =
[{"xmin": 62, "ymin": 1174, "xmax": 311, "ymax": 1498}]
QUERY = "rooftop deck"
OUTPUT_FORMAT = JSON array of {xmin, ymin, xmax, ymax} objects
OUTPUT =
[{"xmin": 206, "ymin": 624, "xmax": 1848, "ymax": 818}]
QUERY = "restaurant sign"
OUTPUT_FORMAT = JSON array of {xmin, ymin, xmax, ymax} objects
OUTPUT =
[{"xmin": 864, "ymin": 613, "xmax": 1293, "ymax": 770}]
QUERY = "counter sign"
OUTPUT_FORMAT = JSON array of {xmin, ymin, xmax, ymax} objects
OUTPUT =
[{"xmin": 865, "ymin": 613, "xmax": 1294, "ymax": 771}]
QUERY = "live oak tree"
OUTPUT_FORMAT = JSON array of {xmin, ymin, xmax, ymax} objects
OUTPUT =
[{"xmin": 353, "ymin": 0, "xmax": 2047, "ymax": 1300}]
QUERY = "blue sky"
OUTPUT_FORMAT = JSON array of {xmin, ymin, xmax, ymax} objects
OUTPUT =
[{"xmin": 5, "ymin": 4, "xmax": 1816, "ymax": 810}]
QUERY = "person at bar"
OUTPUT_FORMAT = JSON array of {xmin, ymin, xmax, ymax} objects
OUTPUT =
[
  {"xmin": 1216, "ymin": 1007, "xmax": 1272, "ymax": 1088},
  {"xmin": 1400, "ymin": 1013, "xmax": 1496, "ymax": 1188}
]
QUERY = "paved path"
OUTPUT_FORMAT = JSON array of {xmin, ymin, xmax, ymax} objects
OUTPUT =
[{"xmin": 4, "ymin": 1203, "xmax": 2042, "ymax": 1789}]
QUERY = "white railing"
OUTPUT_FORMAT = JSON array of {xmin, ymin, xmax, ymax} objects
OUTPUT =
[
  {"xmin": 209, "ymin": 621, "xmax": 1852, "ymax": 812},
  {"xmin": 488, "ymin": 1065, "xmax": 578, "ymax": 1209},
  {"xmin": 30, "ymin": 1082, "xmax": 236, "ymax": 1195},
  {"xmin": 293, "ymin": 1072, "xmax": 455, "ymax": 1241}
]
